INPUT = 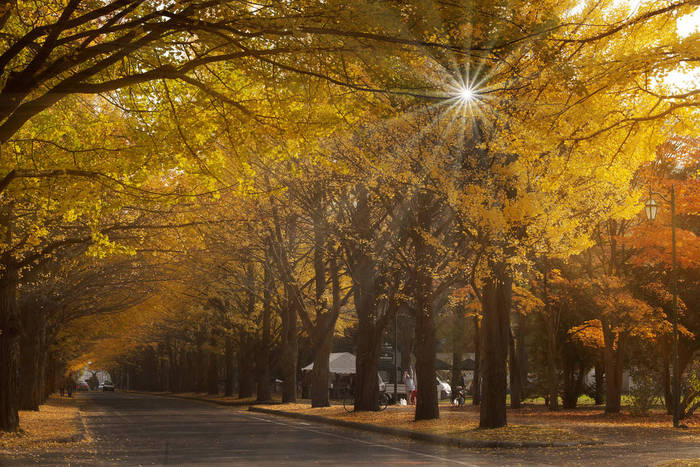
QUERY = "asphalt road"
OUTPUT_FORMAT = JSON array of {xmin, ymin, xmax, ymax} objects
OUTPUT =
[
  {"xmin": 76, "ymin": 392, "xmax": 496, "ymax": 466},
  {"xmin": 4, "ymin": 391, "xmax": 700, "ymax": 466}
]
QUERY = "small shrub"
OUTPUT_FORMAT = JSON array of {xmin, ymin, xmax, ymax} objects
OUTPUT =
[{"xmin": 629, "ymin": 367, "xmax": 661, "ymax": 416}]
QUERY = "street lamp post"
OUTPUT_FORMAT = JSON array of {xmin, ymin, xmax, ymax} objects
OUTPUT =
[
  {"xmin": 393, "ymin": 308, "xmax": 398, "ymax": 404},
  {"xmin": 645, "ymin": 185, "xmax": 680, "ymax": 428}
]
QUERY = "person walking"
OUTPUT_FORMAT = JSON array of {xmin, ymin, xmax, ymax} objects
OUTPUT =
[
  {"xmin": 66, "ymin": 375, "xmax": 74, "ymax": 397},
  {"xmin": 403, "ymin": 371, "xmax": 415, "ymax": 405}
]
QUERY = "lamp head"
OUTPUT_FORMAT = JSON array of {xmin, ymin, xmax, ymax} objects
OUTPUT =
[{"xmin": 645, "ymin": 197, "xmax": 658, "ymax": 221}]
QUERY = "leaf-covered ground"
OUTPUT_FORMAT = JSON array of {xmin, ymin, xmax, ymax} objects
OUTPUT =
[
  {"xmin": 257, "ymin": 401, "xmax": 700, "ymax": 445},
  {"xmin": 0, "ymin": 395, "xmax": 91, "ymax": 461},
  {"xmin": 256, "ymin": 403, "xmax": 585, "ymax": 443}
]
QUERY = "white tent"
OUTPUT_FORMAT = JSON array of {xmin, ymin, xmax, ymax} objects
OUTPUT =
[{"xmin": 302, "ymin": 352, "xmax": 356, "ymax": 374}]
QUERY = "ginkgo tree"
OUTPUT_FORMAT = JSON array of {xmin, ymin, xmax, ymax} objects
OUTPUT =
[{"xmin": 1, "ymin": 0, "xmax": 698, "ymax": 434}]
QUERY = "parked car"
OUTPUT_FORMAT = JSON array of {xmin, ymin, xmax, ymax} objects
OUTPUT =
[
  {"xmin": 77, "ymin": 381, "xmax": 89, "ymax": 391},
  {"xmin": 102, "ymin": 381, "xmax": 115, "ymax": 392}
]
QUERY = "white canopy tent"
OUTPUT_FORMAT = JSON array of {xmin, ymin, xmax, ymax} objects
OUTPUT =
[{"xmin": 302, "ymin": 352, "xmax": 356, "ymax": 374}]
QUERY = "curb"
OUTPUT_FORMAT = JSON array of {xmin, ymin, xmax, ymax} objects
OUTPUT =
[
  {"xmin": 52, "ymin": 397, "xmax": 89, "ymax": 443},
  {"xmin": 124, "ymin": 390, "xmax": 282, "ymax": 407},
  {"xmin": 248, "ymin": 406, "xmax": 602, "ymax": 449},
  {"xmin": 73, "ymin": 408, "xmax": 90, "ymax": 443}
]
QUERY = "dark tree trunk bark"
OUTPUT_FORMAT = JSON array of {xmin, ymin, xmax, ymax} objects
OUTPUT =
[
  {"xmin": 256, "ymin": 257, "xmax": 272, "ymax": 402},
  {"xmin": 472, "ymin": 316, "xmax": 481, "ymax": 405},
  {"xmin": 20, "ymin": 306, "xmax": 45, "ymax": 411},
  {"xmin": 238, "ymin": 333, "xmax": 255, "ymax": 398},
  {"xmin": 311, "ymin": 328, "xmax": 333, "ymax": 407},
  {"xmin": 346, "ymin": 185, "xmax": 392, "ymax": 412},
  {"xmin": 45, "ymin": 356, "xmax": 57, "ymax": 400},
  {"xmin": 207, "ymin": 347, "xmax": 219, "ymax": 395},
  {"xmin": 562, "ymin": 350, "xmax": 579, "ymax": 409},
  {"xmin": 412, "ymin": 192, "xmax": 439, "ymax": 421},
  {"xmin": 187, "ymin": 350, "xmax": 197, "ymax": 392},
  {"xmin": 451, "ymin": 349, "xmax": 463, "ymax": 392},
  {"xmin": 281, "ymin": 298, "xmax": 298, "ymax": 403},
  {"xmin": 352, "ymin": 270, "xmax": 389, "ymax": 412},
  {"xmin": 239, "ymin": 262, "xmax": 256, "ymax": 399},
  {"xmin": 509, "ymin": 328, "xmax": 521, "ymax": 409},
  {"xmin": 355, "ymin": 326, "xmax": 382, "ymax": 411},
  {"xmin": 516, "ymin": 311, "xmax": 528, "ymax": 399},
  {"xmin": 224, "ymin": 334, "xmax": 234, "ymax": 397},
  {"xmin": 158, "ymin": 343, "xmax": 169, "ymax": 392},
  {"xmin": 308, "ymin": 216, "xmax": 340, "ymax": 408},
  {"xmin": 451, "ymin": 300, "xmax": 464, "ymax": 391},
  {"xmin": 479, "ymin": 264, "xmax": 511, "ymax": 429},
  {"xmin": 594, "ymin": 359, "xmax": 605, "ymax": 405},
  {"xmin": 542, "ymin": 266, "xmax": 559, "ymax": 411},
  {"xmin": 602, "ymin": 321, "xmax": 623, "ymax": 413},
  {"xmin": 663, "ymin": 355, "xmax": 672, "ymax": 414},
  {"xmin": 546, "ymin": 334, "xmax": 559, "ymax": 410},
  {"xmin": 414, "ymin": 296, "xmax": 439, "ymax": 420},
  {"xmin": 0, "ymin": 255, "xmax": 20, "ymax": 432}
]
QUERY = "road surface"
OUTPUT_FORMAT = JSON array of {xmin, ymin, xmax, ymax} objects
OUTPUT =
[{"xmin": 3, "ymin": 391, "xmax": 699, "ymax": 465}]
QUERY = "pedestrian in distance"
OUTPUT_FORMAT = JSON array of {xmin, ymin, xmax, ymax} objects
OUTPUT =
[
  {"xmin": 66, "ymin": 376, "xmax": 74, "ymax": 397},
  {"xmin": 403, "ymin": 371, "xmax": 415, "ymax": 405}
]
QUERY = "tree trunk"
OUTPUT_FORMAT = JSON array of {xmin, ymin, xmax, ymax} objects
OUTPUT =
[
  {"xmin": 281, "ymin": 298, "xmax": 298, "ymax": 403},
  {"xmin": 562, "ymin": 350, "xmax": 578, "ymax": 409},
  {"xmin": 311, "ymin": 327, "xmax": 333, "ymax": 407},
  {"xmin": 509, "ymin": 328, "xmax": 521, "ymax": 409},
  {"xmin": 663, "ymin": 355, "xmax": 672, "ymax": 415},
  {"xmin": 355, "ymin": 326, "xmax": 382, "ymax": 411},
  {"xmin": 238, "ymin": 333, "xmax": 255, "ymax": 398},
  {"xmin": 224, "ymin": 334, "xmax": 234, "ymax": 397},
  {"xmin": 516, "ymin": 312, "xmax": 528, "ymax": 399},
  {"xmin": 256, "ymin": 258, "xmax": 272, "ymax": 402},
  {"xmin": 543, "ymin": 266, "xmax": 559, "ymax": 411},
  {"xmin": 20, "ymin": 306, "xmax": 45, "ymax": 411},
  {"xmin": 414, "ymin": 299, "xmax": 439, "ymax": 420},
  {"xmin": 412, "ymin": 192, "xmax": 439, "ymax": 421},
  {"xmin": 450, "ymin": 302, "xmax": 464, "ymax": 391},
  {"xmin": 451, "ymin": 349, "xmax": 463, "ymax": 392},
  {"xmin": 308, "ymin": 215, "xmax": 340, "ymax": 408},
  {"xmin": 414, "ymin": 291, "xmax": 439, "ymax": 420},
  {"xmin": 472, "ymin": 316, "xmax": 481, "ymax": 405},
  {"xmin": 594, "ymin": 359, "xmax": 605, "ymax": 405},
  {"xmin": 347, "ymin": 185, "xmax": 391, "ymax": 412},
  {"xmin": 479, "ymin": 264, "xmax": 511, "ymax": 428},
  {"xmin": 207, "ymin": 348, "xmax": 219, "ymax": 395},
  {"xmin": 546, "ymin": 333, "xmax": 559, "ymax": 410},
  {"xmin": 0, "ymin": 255, "xmax": 20, "ymax": 432},
  {"xmin": 602, "ymin": 322, "xmax": 623, "ymax": 413}
]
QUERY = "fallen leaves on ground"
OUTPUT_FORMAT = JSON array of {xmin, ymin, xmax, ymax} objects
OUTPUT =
[
  {"xmin": 0, "ymin": 395, "xmax": 89, "ymax": 457},
  {"xmin": 257, "ymin": 402, "xmax": 700, "ymax": 445},
  {"xmin": 255, "ymin": 403, "xmax": 586, "ymax": 443}
]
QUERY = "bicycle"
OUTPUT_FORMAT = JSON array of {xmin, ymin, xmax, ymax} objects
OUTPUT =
[{"xmin": 342, "ymin": 388, "xmax": 390, "ymax": 413}]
